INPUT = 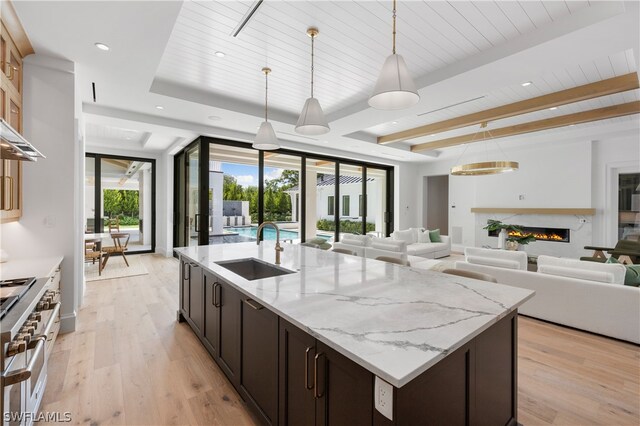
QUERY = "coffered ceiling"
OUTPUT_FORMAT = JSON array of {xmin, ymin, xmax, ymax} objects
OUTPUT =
[{"xmin": 13, "ymin": 1, "xmax": 640, "ymax": 163}]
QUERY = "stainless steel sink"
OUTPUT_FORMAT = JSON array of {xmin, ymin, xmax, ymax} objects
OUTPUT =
[{"xmin": 215, "ymin": 258, "xmax": 295, "ymax": 281}]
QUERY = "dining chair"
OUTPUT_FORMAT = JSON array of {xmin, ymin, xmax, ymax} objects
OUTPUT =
[
  {"xmin": 441, "ymin": 268, "xmax": 498, "ymax": 283},
  {"xmin": 84, "ymin": 238, "xmax": 105, "ymax": 276},
  {"xmin": 102, "ymin": 232, "xmax": 130, "ymax": 267},
  {"xmin": 108, "ymin": 217, "xmax": 120, "ymax": 233},
  {"xmin": 375, "ymin": 256, "xmax": 410, "ymax": 266}
]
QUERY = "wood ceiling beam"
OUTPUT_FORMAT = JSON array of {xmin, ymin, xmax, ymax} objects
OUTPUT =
[
  {"xmin": 410, "ymin": 101, "xmax": 640, "ymax": 153},
  {"xmin": 379, "ymin": 72, "xmax": 640, "ymax": 145}
]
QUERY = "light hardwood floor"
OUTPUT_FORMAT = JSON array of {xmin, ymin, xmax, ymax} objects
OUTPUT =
[{"xmin": 41, "ymin": 254, "xmax": 639, "ymax": 425}]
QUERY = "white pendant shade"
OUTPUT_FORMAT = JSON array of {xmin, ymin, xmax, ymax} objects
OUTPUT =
[
  {"xmin": 295, "ymin": 97, "xmax": 330, "ymax": 135},
  {"xmin": 252, "ymin": 121, "xmax": 280, "ymax": 150},
  {"xmin": 368, "ymin": 54, "xmax": 420, "ymax": 110}
]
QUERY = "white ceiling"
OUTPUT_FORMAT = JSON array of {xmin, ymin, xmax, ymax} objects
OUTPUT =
[{"xmin": 13, "ymin": 0, "xmax": 640, "ymax": 163}]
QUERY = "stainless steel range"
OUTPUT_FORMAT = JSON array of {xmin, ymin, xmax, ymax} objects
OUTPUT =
[{"xmin": 1, "ymin": 268, "xmax": 61, "ymax": 426}]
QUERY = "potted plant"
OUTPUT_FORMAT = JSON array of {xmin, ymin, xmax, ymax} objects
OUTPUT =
[
  {"xmin": 483, "ymin": 220, "xmax": 523, "ymax": 249},
  {"xmin": 506, "ymin": 233, "xmax": 536, "ymax": 251}
]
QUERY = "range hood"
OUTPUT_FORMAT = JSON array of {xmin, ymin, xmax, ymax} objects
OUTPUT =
[{"xmin": 0, "ymin": 118, "xmax": 45, "ymax": 162}]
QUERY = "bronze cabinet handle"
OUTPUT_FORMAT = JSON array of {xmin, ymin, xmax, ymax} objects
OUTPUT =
[
  {"xmin": 305, "ymin": 347, "xmax": 314, "ymax": 390},
  {"xmin": 216, "ymin": 283, "xmax": 222, "ymax": 307},
  {"xmin": 314, "ymin": 352, "xmax": 325, "ymax": 399},
  {"xmin": 185, "ymin": 263, "xmax": 190, "ymax": 281},
  {"xmin": 211, "ymin": 282, "xmax": 216, "ymax": 306},
  {"xmin": 244, "ymin": 298, "xmax": 263, "ymax": 310},
  {"xmin": 213, "ymin": 283, "xmax": 221, "ymax": 307},
  {"xmin": 2, "ymin": 339, "xmax": 44, "ymax": 386}
]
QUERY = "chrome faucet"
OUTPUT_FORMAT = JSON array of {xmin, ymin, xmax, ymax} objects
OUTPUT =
[{"xmin": 256, "ymin": 222, "xmax": 284, "ymax": 264}]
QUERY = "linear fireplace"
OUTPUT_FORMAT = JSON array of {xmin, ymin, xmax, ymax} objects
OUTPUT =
[{"xmin": 488, "ymin": 226, "xmax": 570, "ymax": 243}]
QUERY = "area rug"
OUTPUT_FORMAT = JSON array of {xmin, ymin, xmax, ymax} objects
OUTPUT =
[{"xmin": 85, "ymin": 254, "xmax": 149, "ymax": 282}]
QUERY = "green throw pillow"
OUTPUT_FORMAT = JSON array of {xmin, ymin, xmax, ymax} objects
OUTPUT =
[
  {"xmin": 624, "ymin": 265, "xmax": 640, "ymax": 287},
  {"xmin": 605, "ymin": 257, "xmax": 640, "ymax": 286},
  {"xmin": 429, "ymin": 229, "xmax": 441, "ymax": 243}
]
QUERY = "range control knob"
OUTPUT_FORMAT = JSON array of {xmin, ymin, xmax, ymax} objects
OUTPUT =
[
  {"xmin": 36, "ymin": 302, "xmax": 45, "ymax": 311},
  {"xmin": 6, "ymin": 342, "xmax": 20, "ymax": 357},
  {"xmin": 16, "ymin": 333, "xmax": 30, "ymax": 345}
]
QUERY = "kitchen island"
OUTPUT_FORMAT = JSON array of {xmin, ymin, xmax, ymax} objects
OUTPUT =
[{"xmin": 175, "ymin": 242, "xmax": 534, "ymax": 426}]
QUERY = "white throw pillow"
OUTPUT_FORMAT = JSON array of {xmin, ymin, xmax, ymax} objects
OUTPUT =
[
  {"xmin": 409, "ymin": 228, "xmax": 425, "ymax": 242},
  {"xmin": 466, "ymin": 255, "xmax": 521, "ymax": 270},
  {"xmin": 393, "ymin": 229, "xmax": 416, "ymax": 244},
  {"xmin": 341, "ymin": 234, "xmax": 371, "ymax": 247},
  {"xmin": 418, "ymin": 231, "xmax": 432, "ymax": 243},
  {"xmin": 537, "ymin": 264, "xmax": 616, "ymax": 284}
]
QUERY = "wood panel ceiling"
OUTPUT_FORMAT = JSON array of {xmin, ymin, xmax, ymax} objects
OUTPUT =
[{"xmin": 155, "ymin": 1, "xmax": 592, "ymax": 116}]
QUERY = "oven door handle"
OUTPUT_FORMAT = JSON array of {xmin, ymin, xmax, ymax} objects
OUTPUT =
[
  {"xmin": 33, "ymin": 302, "xmax": 60, "ymax": 341},
  {"xmin": 1, "ymin": 339, "xmax": 45, "ymax": 387}
]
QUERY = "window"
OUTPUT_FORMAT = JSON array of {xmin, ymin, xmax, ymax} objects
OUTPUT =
[
  {"xmin": 342, "ymin": 195, "xmax": 350, "ymax": 217},
  {"xmin": 359, "ymin": 195, "xmax": 364, "ymax": 217},
  {"xmin": 327, "ymin": 195, "xmax": 335, "ymax": 216}
]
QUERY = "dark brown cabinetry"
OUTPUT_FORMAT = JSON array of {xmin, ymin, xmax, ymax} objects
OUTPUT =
[
  {"xmin": 202, "ymin": 272, "xmax": 220, "ymax": 356},
  {"xmin": 279, "ymin": 319, "xmax": 373, "ymax": 426},
  {"xmin": 241, "ymin": 298, "xmax": 279, "ymax": 425},
  {"xmin": 218, "ymin": 278, "xmax": 242, "ymax": 386},
  {"xmin": 178, "ymin": 260, "xmax": 518, "ymax": 426}
]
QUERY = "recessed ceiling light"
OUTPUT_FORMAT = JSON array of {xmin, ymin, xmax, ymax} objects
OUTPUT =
[
  {"xmin": 392, "ymin": 121, "xmax": 398, "ymax": 125},
  {"xmin": 322, "ymin": 140, "xmax": 329, "ymax": 144},
  {"xmin": 214, "ymin": 51, "xmax": 226, "ymax": 58},
  {"xmin": 430, "ymin": 134, "xmax": 436, "ymax": 137},
  {"xmin": 208, "ymin": 115, "xmax": 221, "ymax": 121},
  {"xmin": 549, "ymin": 106, "xmax": 558, "ymax": 111},
  {"xmin": 126, "ymin": 137, "xmax": 131, "ymax": 140},
  {"xmin": 521, "ymin": 81, "xmax": 532, "ymax": 87},
  {"xmin": 155, "ymin": 105, "xmax": 164, "ymax": 110},
  {"xmin": 94, "ymin": 42, "xmax": 110, "ymax": 51}
]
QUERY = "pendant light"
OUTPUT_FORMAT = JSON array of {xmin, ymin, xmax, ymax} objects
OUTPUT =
[
  {"xmin": 253, "ymin": 67, "xmax": 280, "ymax": 151},
  {"xmin": 368, "ymin": 0, "xmax": 420, "ymax": 110},
  {"xmin": 295, "ymin": 27, "xmax": 330, "ymax": 135},
  {"xmin": 450, "ymin": 122, "xmax": 519, "ymax": 176}
]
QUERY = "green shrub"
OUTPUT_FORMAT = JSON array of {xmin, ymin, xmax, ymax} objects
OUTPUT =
[
  {"xmin": 317, "ymin": 219, "xmax": 375, "ymax": 234},
  {"xmin": 117, "ymin": 216, "xmax": 139, "ymax": 226}
]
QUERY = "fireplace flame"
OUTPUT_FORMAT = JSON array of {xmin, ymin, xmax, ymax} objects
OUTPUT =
[{"xmin": 508, "ymin": 230, "xmax": 565, "ymax": 241}]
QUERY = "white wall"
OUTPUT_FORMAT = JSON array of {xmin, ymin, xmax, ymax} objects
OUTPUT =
[
  {"xmin": 395, "ymin": 162, "xmax": 420, "ymax": 231},
  {"xmin": 418, "ymin": 136, "xmax": 640, "ymax": 254},
  {"xmin": 0, "ymin": 55, "xmax": 80, "ymax": 332}
]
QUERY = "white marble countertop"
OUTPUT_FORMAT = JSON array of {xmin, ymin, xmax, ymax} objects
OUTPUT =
[
  {"xmin": 0, "ymin": 256, "xmax": 63, "ymax": 281},
  {"xmin": 175, "ymin": 242, "xmax": 534, "ymax": 387}
]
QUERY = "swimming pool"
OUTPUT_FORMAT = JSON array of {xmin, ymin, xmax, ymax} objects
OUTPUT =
[{"xmin": 224, "ymin": 226, "xmax": 330, "ymax": 241}]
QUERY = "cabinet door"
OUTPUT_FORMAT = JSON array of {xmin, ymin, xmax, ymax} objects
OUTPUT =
[
  {"xmin": 218, "ymin": 280, "xmax": 242, "ymax": 386},
  {"xmin": 188, "ymin": 264, "xmax": 204, "ymax": 334},
  {"xmin": 180, "ymin": 260, "xmax": 190, "ymax": 317},
  {"xmin": 202, "ymin": 271, "xmax": 220, "ymax": 357},
  {"xmin": 241, "ymin": 297, "xmax": 279, "ymax": 425},
  {"xmin": 474, "ymin": 312, "xmax": 517, "ymax": 426},
  {"xmin": 315, "ymin": 341, "xmax": 373, "ymax": 426},
  {"xmin": 278, "ymin": 319, "xmax": 316, "ymax": 426}
]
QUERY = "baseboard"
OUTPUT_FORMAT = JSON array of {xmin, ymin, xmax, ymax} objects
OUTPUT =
[{"xmin": 59, "ymin": 311, "xmax": 77, "ymax": 333}]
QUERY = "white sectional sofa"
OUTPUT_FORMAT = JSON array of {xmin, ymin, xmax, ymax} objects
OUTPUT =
[
  {"xmin": 455, "ymin": 247, "xmax": 640, "ymax": 344},
  {"xmin": 389, "ymin": 228, "xmax": 451, "ymax": 259},
  {"xmin": 332, "ymin": 234, "xmax": 409, "ymax": 263}
]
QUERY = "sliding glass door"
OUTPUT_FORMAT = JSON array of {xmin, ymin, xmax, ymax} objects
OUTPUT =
[
  {"xmin": 173, "ymin": 137, "xmax": 393, "ymax": 248},
  {"xmin": 85, "ymin": 153, "xmax": 156, "ymax": 254}
]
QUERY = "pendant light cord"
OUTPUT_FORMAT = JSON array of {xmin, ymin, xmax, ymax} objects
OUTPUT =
[
  {"xmin": 392, "ymin": 0, "xmax": 397, "ymax": 55},
  {"xmin": 264, "ymin": 70, "xmax": 269, "ymax": 122},
  {"xmin": 310, "ymin": 33, "xmax": 315, "ymax": 98}
]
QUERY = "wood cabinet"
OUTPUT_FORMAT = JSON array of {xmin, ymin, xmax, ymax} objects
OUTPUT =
[
  {"xmin": 241, "ymin": 297, "xmax": 279, "ymax": 425},
  {"xmin": 178, "ymin": 262, "xmax": 518, "ymax": 426},
  {"xmin": 0, "ymin": 2, "xmax": 33, "ymax": 224},
  {"xmin": 202, "ymin": 271, "xmax": 220, "ymax": 357},
  {"xmin": 278, "ymin": 319, "xmax": 373, "ymax": 426}
]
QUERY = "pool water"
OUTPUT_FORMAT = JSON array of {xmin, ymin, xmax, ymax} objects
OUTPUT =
[{"xmin": 224, "ymin": 226, "xmax": 330, "ymax": 241}]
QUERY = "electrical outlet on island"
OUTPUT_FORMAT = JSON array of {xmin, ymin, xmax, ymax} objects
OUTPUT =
[{"xmin": 374, "ymin": 376, "xmax": 393, "ymax": 420}]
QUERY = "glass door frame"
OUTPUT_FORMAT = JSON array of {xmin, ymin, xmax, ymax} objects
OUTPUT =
[
  {"xmin": 173, "ymin": 136, "xmax": 393, "ymax": 246},
  {"xmin": 86, "ymin": 152, "xmax": 157, "ymax": 254}
]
